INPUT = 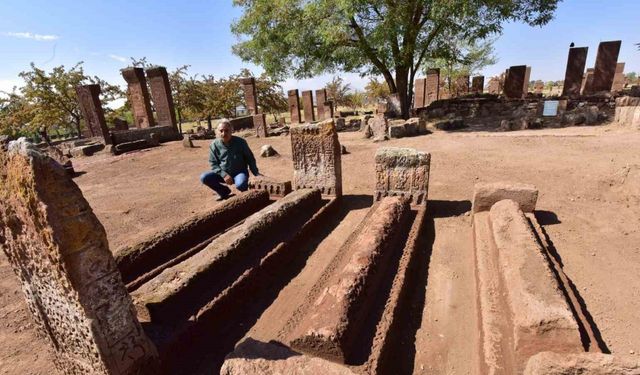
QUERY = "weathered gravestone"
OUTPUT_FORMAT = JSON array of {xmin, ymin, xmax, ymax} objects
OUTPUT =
[
  {"xmin": 581, "ymin": 68, "xmax": 595, "ymax": 95},
  {"xmin": 590, "ymin": 40, "xmax": 622, "ymax": 93},
  {"xmin": 455, "ymin": 75, "xmax": 470, "ymax": 96},
  {"xmin": 561, "ymin": 46, "xmax": 588, "ymax": 97},
  {"xmin": 288, "ymin": 89, "xmax": 302, "ymax": 124},
  {"xmin": 239, "ymin": 77, "xmax": 258, "ymax": 115},
  {"xmin": 301, "ymin": 90, "xmax": 315, "ymax": 123},
  {"xmin": 425, "ymin": 69, "xmax": 440, "ymax": 106},
  {"xmin": 290, "ymin": 119, "xmax": 342, "ymax": 197},
  {"xmin": 121, "ymin": 67, "xmax": 156, "ymax": 128},
  {"xmin": 504, "ymin": 65, "xmax": 528, "ymax": 99},
  {"xmin": 75, "ymin": 84, "xmax": 111, "ymax": 144},
  {"xmin": 0, "ymin": 139, "xmax": 159, "ymax": 374},
  {"xmin": 146, "ymin": 66, "xmax": 178, "ymax": 131},
  {"xmin": 253, "ymin": 113, "xmax": 269, "ymax": 138},
  {"xmin": 413, "ymin": 77, "xmax": 426, "ymax": 108},
  {"xmin": 611, "ymin": 62, "xmax": 626, "ymax": 92},
  {"xmin": 374, "ymin": 147, "xmax": 430, "ymax": 207},
  {"xmin": 471, "ymin": 76, "xmax": 485, "ymax": 94},
  {"xmin": 488, "ymin": 77, "xmax": 501, "ymax": 94},
  {"xmin": 315, "ymin": 89, "xmax": 328, "ymax": 120}
]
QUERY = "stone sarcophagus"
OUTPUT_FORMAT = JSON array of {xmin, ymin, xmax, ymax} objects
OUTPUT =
[
  {"xmin": 290, "ymin": 119, "xmax": 342, "ymax": 197},
  {"xmin": 374, "ymin": 147, "xmax": 430, "ymax": 207},
  {"xmin": 0, "ymin": 139, "xmax": 159, "ymax": 374}
]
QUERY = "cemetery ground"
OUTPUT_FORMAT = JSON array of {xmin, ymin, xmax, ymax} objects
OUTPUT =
[{"xmin": 2, "ymin": 122, "xmax": 640, "ymax": 374}]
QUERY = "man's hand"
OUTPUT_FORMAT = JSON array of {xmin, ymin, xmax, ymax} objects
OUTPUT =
[{"xmin": 224, "ymin": 175, "xmax": 234, "ymax": 185}]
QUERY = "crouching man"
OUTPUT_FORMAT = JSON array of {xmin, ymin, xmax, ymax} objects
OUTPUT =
[{"xmin": 200, "ymin": 119, "xmax": 261, "ymax": 200}]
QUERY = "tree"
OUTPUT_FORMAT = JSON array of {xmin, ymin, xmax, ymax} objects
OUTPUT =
[
  {"xmin": 364, "ymin": 77, "xmax": 390, "ymax": 103},
  {"xmin": 625, "ymin": 72, "xmax": 637, "ymax": 84},
  {"xmin": 232, "ymin": 0, "xmax": 558, "ymax": 118},
  {"xmin": 325, "ymin": 76, "xmax": 351, "ymax": 108},
  {"xmin": 0, "ymin": 89, "xmax": 32, "ymax": 137},
  {"xmin": 344, "ymin": 90, "xmax": 366, "ymax": 110},
  {"xmin": 169, "ymin": 65, "xmax": 190, "ymax": 132},
  {"xmin": 428, "ymin": 37, "xmax": 498, "ymax": 96},
  {"xmin": 17, "ymin": 62, "xmax": 122, "ymax": 137}
]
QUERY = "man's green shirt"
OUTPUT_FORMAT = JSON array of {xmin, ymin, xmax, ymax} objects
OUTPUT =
[{"xmin": 208, "ymin": 136, "xmax": 259, "ymax": 178}]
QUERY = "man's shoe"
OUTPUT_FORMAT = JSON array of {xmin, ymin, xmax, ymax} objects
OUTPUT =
[{"xmin": 215, "ymin": 193, "xmax": 235, "ymax": 202}]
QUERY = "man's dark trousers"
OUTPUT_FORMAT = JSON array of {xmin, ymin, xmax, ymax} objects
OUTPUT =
[{"xmin": 200, "ymin": 170, "xmax": 248, "ymax": 198}]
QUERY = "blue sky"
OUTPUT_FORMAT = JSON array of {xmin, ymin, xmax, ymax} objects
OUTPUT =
[{"xmin": 0, "ymin": 0, "xmax": 638, "ymax": 95}]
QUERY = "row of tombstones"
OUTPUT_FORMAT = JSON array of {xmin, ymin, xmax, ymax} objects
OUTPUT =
[
  {"xmin": 76, "ymin": 66, "xmax": 179, "ymax": 145},
  {"xmin": 411, "ymin": 40, "xmax": 624, "ymax": 109}
]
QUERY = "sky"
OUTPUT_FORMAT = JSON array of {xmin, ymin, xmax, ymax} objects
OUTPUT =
[{"xmin": 0, "ymin": 0, "xmax": 639, "ymax": 96}]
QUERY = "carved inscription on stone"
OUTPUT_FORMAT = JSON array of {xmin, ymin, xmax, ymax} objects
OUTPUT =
[
  {"xmin": 425, "ymin": 69, "xmax": 440, "ymax": 106},
  {"xmin": 413, "ymin": 78, "xmax": 426, "ymax": 108},
  {"xmin": 253, "ymin": 113, "xmax": 269, "ymax": 138},
  {"xmin": 76, "ymin": 84, "xmax": 111, "ymax": 144},
  {"xmin": 374, "ymin": 147, "xmax": 430, "ymax": 206},
  {"xmin": 290, "ymin": 119, "xmax": 342, "ymax": 196},
  {"xmin": 239, "ymin": 77, "xmax": 258, "ymax": 115},
  {"xmin": 315, "ymin": 89, "xmax": 328, "ymax": 120},
  {"xmin": 146, "ymin": 66, "xmax": 178, "ymax": 130},
  {"xmin": 121, "ymin": 67, "xmax": 156, "ymax": 128},
  {"xmin": 0, "ymin": 140, "xmax": 159, "ymax": 374},
  {"xmin": 301, "ymin": 90, "xmax": 315, "ymax": 123}
]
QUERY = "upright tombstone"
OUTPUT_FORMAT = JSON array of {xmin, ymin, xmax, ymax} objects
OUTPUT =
[
  {"xmin": 253, "ymin": 113, "xmax": 269, "ymax": 138},
  {"xmin": 239, "ymin": 77, "xmax": 258, "ymax": 115},
  {"xmin": 561, "ymin": 46, "xmax": 588, "ymax": 97},
  {"xmin": 590, "ymin": 40, "xmax": 622, "ymax": 93},
  {"xmin": 374, "ymin": 147, "xmax": 430, "ymax": 207},
  {"xmin": 290, "ymin": 119, "xmax": 342, "ymax": 197},
  {"xmin": 75, "ymin": 84, "xmax": 111, "ymax": 144},
  {"xmin": 455, "ymin": 75, "xmax": 470, "ymax": 96},
  {"xmin": 471, "ymin": 76, "xmax": 485, "ymax": 94},
  {"xmin": 488, "ymin": 77, "xmax": 501, "ymax": 94},
  {"xmin": 324, "ymin": 100, "xmax": 335, "ymax": 119},
  {"xmin": 425, "ymin": 68, "xmax": 440, "ymax": 106},
  {"xmin": 0, "ymin": 140, "xmax": 159, "ymax": 374},
  {"xmin": 413, "ymin": 77, "xmax": 427, "ymax": 108},
  {"xmin": 581, "ymin": 68, "xmax": 595, "ymax": 95},
  {"xmin": 121, "ymin": 67, "xmax": 156, "ymax": 128},
  {"xmin": 611, "ymin": 62, "xmax": 626, "ymax": 92},
  {"xmin": 301, "ymin": 90, "xmax": 315, "ymax": 123},
  {"xmin": 504, "ymin": 65, "xmax": 528, "ymax": 99},
  {"xmin": 315, "ymin": 88, "xmax": 328, "ymax": 120},
  {"xmin": 523, "ymin": 66, "xmax": 532, "ymax": 95},
  {"xmin": 145, "ymin": 66, "xmax": 178, "ymax": 131},
  {"xmin": 288, "ymin": 89, "xmax": 302, "ymax": 124}
]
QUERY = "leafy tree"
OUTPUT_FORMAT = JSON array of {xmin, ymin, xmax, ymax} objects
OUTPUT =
[
  {"xmin": 17, "ymin": 62, "xmax": 122, "ymax": 137},
  {"xmin": 344, "ymin": 90, "xmax": 366, "ymax": 110},
  {"xmin": 365, "ymin": 77, "xmax": 390, "ymax": 103},
  {"xmin": 625, "ymin": 72, "xmax": 637, "ymax": 84},
  {"xmin": 0, "ymin": 89, "xmax": 32, "ymax": 137},
  {"xmin": 169, "ymin": 65, "xmax": 191, "ymax": 132},
  {"xmin": 325, "ymin": 76, "xmax": 351, "ymax": 108},
  {"xmin": 428, "ymin": 37, "xmax": 498, "ymax": 96},
  {"xmin": 232, "ymin": 0, "xmax": 559, "ymax": 118}
]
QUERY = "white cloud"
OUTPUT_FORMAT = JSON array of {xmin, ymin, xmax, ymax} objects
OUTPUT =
[
  {"xmin": 108, "ymin": 54, "xmax": 128, "ymax": 63},
  {"xmin": 3, "ymin": 32, "xmax": 59, "ymax": 41}
]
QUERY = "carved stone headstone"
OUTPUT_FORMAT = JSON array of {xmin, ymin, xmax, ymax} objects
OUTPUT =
[
  {"xmin": 146, "ymin": 66, "xmax": 178, "ymax": 131},
  {"xmin": 581, "ymin": 68, "xmax": 595, "ymax": 95},
  {"xmin": 523, "ymin": 66, "xmax": 531, "ymax": 95},
  {"xmin": 301, "ymin": 90, "xmax": 315, "ymax": 123},
  {"xmin": 290, "ymin": 119, "xmax": 342, "ymax": 197},
  {"xmin": 0, "ymin": 139, "xmax": 159, "ymax": 374},
  {"xmin": 611, "ymin": 62, "xmax": 626, "ymax": 92},
  {"xmin": 471, "ymin": 76, "xmax": 485, "ymax": 94},
  {"xmin": 561, "ymin": 47, "xmax": 588, "ymax": 97},
  {"xmin": 374, "ymin": 147, "xmax": 430, "ymax": 207},
  {"xmin": 288, "ymin": 89, "xmax": 301, "ymax": 124},
  {"xmin": 425, "ymin": 69, "xmax": 440, "ymax": 106},
  {"xmin": 488, "ymin": 77, "xmax": 501, "ymax": 94},
  {"xmin": 455, "ymin": 75, "xmax": 470, "ymax": 96},
  {"xmin": 315, "ymin": 89, "xmax": 328, "ymax": 120},
  {"xmin": 413, "ymin": 78, "xmax": 426, "ymax": 108},
  {"xmin": 253, "ymin": 113, "xmax": 269, "ymax": 138},
  {"xmin": 121, "ymin": 67, "xmax": 156, "ymax": 128},
  {"xmin": 504, "ymin": 65, "xmax": 528, "ymax": 99},
  {"xmin": 590, "ymin": 40, "xmax": 622, "ymax": 93},
  {"xmin": 239, "ymin": 77, "xmax": 258, "ymax": 115},
  {"xmin": 324, "ymin": 100, "xmax": 334, "ymax": 119},
  {"xmin": 75, "ymin": 84, "xmax": 111, "ymax": 144}
]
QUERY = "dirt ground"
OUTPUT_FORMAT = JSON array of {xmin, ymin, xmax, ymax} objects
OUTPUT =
[{"xmin": 1, "ymin": 122, "xmax": 639, "ymax": 374}]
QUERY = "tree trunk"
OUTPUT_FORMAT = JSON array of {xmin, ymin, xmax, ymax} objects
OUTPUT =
[
  {"xmin": 207, "ymin": 115, "xmax": 212, "ymax": 131},
  {"xmin": 395, "ymin": 67, "xmax": 410, "ymax": 119},
  {"xmin": 177, "ymin": 108, "xmax": 183, "ymax": 134}
]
